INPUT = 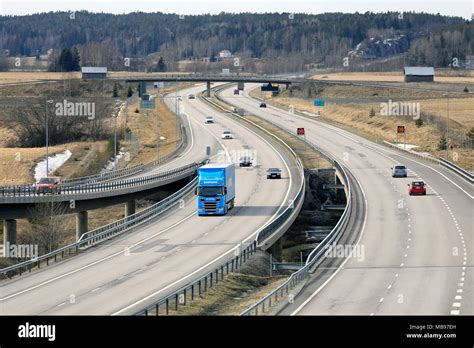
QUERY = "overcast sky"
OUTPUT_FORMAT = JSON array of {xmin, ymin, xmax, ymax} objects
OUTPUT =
[{"xmin": 0, "ymin": 0, "xmax": 472, "ymax": 19}]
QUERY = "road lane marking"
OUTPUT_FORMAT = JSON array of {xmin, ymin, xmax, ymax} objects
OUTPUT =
[
  {"xmin": 290, "ymin": 173, "xmax": 368, "ymax": 316},
  {"xmin": 0, "ymin": 211, "xmax": 196, "ymax": 302}
]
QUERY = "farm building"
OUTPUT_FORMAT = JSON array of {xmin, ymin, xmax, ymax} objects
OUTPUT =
[
  {"xmin": 219, "ymin": 50, "xmax": 232, "ymax": 58},
  {"xmin": 403, "ymin": 67, "xmax": 434, "ymax": 82},
  {"xmin": 82, "ymin": 67, "xmax": 107, "ymax": 80}
]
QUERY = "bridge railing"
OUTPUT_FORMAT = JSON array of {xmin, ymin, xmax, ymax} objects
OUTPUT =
[
  {"xmin": 133, "ymin": 84, "xmax": 306, "ymax": 316},
  {"xmin": 44, "ymin": 122, "xmax": 186, "ymax": 188},
  {"xmin": 240, "ymin": 156, "xmax": 352, "ymax": 316},
  {"xmin": 135, "ymin": 240, "xmax": 258, "ymax": 316},
  {"xmin": 0, "ymin": 176, "xmax": 200, "ymax": 279},
  {"xmin": 0, "ymin": 161, "xmax": 200, "ymax": 203}
]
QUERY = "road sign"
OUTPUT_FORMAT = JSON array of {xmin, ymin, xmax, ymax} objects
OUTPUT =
[
  {"xmin": 297, "ymin": 127, "xmax": 305, "ymax": 135},
  {"xmin": 397, "ymin": 125, "xmax": 405, "ymax": 134},
  {"xmin": 140, "ymin": 99, "xmax": 155, "ymax": 109},
  {"xmin": 314, "ymin": 100, "xmax": 325, "ymax": 106}
]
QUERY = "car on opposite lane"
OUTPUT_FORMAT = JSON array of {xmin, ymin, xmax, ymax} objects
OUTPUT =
[
  {"xmin": 267, "ymin": 168, "xmax": 282, "ymax": 179},
  {"xmin": 221, "ymin": 131, "xmax": 234, "ymax": 139},
  {"xmin": 260, "ymin": 102, "xmax": 267, "ymax": 108},
  {"xmin": 36, "ymin": 176, "xmax": 62, "ymax": 194},
  {"xmin": 239, "ymin": 156, "xmax": 252, "ymax": 167}
]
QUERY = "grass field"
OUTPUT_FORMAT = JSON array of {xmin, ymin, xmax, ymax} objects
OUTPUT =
[
  {"xmin": 121, "ymin": 85, "xmax": 191, "ymax": 167},
  {"xmin": 0, "ymin": 71, "xmax": 189, "ymax": 85},
  {"xmin": 311, "ymin": 71, "xmax": 474, "ymax": 84},
  {"xmin": 252, "ymin": 87, "xmax": 474, "ymax": 171}
]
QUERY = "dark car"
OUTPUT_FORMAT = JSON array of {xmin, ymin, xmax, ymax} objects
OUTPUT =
[
  {"xmin": 36, "ymin": 176, "xmax": 62, "ymax": 194},
  {"xmin": 239, "ymin": 156, "xmax": 252, "ymax": 167},
  {"xmin": 267, "ymin": 168, "xmax": 282, "ymax": 179},
  {"xmin": 260, "ymin": 102, "xmax": 267, "ymax": 108}
]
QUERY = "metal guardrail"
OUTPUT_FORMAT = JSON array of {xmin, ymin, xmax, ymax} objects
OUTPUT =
[
  {"xmin": 0, "ymin": 161, "xmax": 199, "ymax": 204},
  {"xmin": 240, "ymin": 141, "xmax": 352, "ymax": 316},
  {"xmin": 383, "ymin": 141, "xmax": 474, "ymax": 184},
  {"xmin": 0, "ymin": 176, "xmax": 200, "ymax": 279},
  {"xmin": 226, "ymin": 85, "xmax": 353, "ymax": 315},
  {"xmin": 203, "ymin": 85, "xmax": 307, "ymax": 248},
  {"xmin": 135, "ymin": 241, "xmax": 258, "ymax": 315},
  {"xmin": 0, "ymin": 94, "xmax": 187, "ymax": 195},
  {"xmin": 438, "ymin": 157, "xmax": 474, "ymax": 183},
  {"xmin": 116, "ymin": 74, "xmax": 305, "ymax": 84},
  {"xmin": 66, "ymin": 122, "xmax": 186, "ymax": 187},
  {"xmin": 133, "ymin": 85, "xmax": 306, "ymax": 316}
]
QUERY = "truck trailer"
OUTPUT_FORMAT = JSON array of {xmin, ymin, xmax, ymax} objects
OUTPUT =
[{"xmin": 196, "ymin": 163, "xmax": 235, "ymax": 216}]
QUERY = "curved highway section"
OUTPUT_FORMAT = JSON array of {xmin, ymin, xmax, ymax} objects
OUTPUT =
[
  {"xmin": 219, "ymin": 84, "xmax": 473, "ymax": 316},
  {"xmin": 0, "ymin": 83, "xmax": 301, "ymax": 315}
]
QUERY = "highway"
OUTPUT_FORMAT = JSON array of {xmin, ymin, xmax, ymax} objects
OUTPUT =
[
  {"xmin": 219, "ymin": 84, "xmax": 473, "ymax": 315},
  {"xmin": 0, "ymin": 84, "xmax": 300, "ymax": 315}
]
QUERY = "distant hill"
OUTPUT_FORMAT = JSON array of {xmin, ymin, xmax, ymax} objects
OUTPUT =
[{"xmin": 0, "ymin": 11, "xmax": 470, "ymax": 72}]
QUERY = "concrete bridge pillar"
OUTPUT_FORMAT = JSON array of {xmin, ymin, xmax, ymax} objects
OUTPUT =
[
  {"xmin": 206, "ymin": 81, "xmax": 211, "ymax": 97},
  {"xmin": 3, "ymin": 219, "xmax": 17, "ymax": 247},
  {"xmin": 76, "ymin": 211, "xmax": 88, "ymax": 241},
  {"xmin": 125, "ymin": 200, "xmax": 136, "ymax": 217},
  {"xmin": 268, "ymin": 237, "xmax": 283, "ymax": 262}
]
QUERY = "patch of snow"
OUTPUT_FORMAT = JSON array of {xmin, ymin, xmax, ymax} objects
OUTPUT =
[
  {"xmin": 102, "ymin": 151, "xmax": 126, "ymax": 172},
  {"xmin": 395, "ymin": 143, "xmax": 419, "ymax": 151},
  {"xmin": 34, "ymin": 150, "xmax": 72, "ymax": 182}
]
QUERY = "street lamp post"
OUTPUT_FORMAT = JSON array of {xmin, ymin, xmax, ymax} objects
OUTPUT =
[
  {"xmin": 45, "ymin": 100, "xmax": 54, "ymax": 176},
  {"xmin": 114, "ymin": 114, "xmax": 117, "ymax": 168},
  {"xmin": 176, "ymin": 95, "xmax": 181, "ymax": 146},
  {"xmin": 443, "ymin": 93, "xmax": 450, "ymax": 160},
  {"xmin": 157, "ymin": 136, "xmax": 166, "ymax": 160}
]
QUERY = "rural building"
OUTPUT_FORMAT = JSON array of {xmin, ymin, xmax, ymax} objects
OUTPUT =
[
  {"xmin": 465, "ymin": 55, "xmax": 474, "ymax": 69},
  {"xmin": 82, "ymin": 67, "xmax": 107, "ymax": 80},
  {"xmin": 219, "ymin": 50, "xmax": 232, "ymax": 58},
  {"xmin": 403, "ymin": 67, "xmax": 434, "ymax": 82}
]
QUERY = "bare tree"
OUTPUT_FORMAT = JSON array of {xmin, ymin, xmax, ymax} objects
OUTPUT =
[{"xmin": 21, "ymin": 202, "xmax": 72, "ymax": 255}]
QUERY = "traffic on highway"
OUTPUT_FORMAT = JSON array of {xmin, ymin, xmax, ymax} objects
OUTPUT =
[{"xmin": 0, "ymin": 1, "xmax": 472, "ymax": 347}]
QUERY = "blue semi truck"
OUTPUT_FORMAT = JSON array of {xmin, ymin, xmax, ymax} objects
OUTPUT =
[{"xmin": 196, "ymin": 163, "xmax": 235, "ymax": 216}]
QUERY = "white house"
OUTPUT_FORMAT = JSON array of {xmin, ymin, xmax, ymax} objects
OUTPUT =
[{"xmin": 219, "ymin": 50, "xmax": 232, "ymax": 59}]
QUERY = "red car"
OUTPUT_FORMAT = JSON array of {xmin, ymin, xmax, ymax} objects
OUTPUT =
[
  {"xmin": 408, "ymin": 181, "xmax": 426, "ymax": 196},
  {"xmin": 36, "ymin": 176, "xmax": 62, "ymax": 194}
]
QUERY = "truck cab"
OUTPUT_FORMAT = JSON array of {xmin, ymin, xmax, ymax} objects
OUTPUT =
[{"xmin": 196, "ymin": 163, "xmax": 235, "ymax": 216}]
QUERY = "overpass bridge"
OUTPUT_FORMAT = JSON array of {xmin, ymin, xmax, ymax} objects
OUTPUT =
[
  {"xmin": 0, "ymin": 162, "xmax": 204, "ymax": 245},
  {"xmin": 109, "ymin": 74, "xmax": 307, "ymax": 96}
]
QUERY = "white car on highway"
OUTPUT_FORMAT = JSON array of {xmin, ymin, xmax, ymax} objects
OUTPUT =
[
  {"xmin": 221, "ymin": 131, "xmax": 234, "ymax": 139},
  {"xmin": 391, "ymin": 164, "xmax": 408, "ymax": 178},
  {"xmin": 205, "ymin": 116, "xmax": 215, "ymax": 124}
]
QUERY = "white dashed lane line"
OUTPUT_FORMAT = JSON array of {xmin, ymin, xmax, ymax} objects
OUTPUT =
[{"xmin": 422, "ymin": 180, "xmax": 467, "ymax": 316}]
